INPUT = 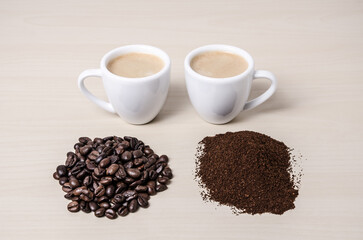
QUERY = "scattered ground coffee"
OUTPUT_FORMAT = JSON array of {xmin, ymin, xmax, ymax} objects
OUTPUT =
[
  {"xmin": 195, "ymin": 131, "xmax": 300, "ymax": 215},
  {"xmin": 53, "ymin": 136, "xmax": 172, "ymax": 219}
]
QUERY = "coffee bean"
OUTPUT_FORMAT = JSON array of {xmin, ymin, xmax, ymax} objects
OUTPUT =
[
  {"xmin": 156, "ymin": 184, "xmax": 167, "ymax": 192},
  {"xmin": 115, "ymin": 146, "xmax": 124, "ymax": 155},
  {"xmin": 65, "ymin": 154, "xmax": 77, "ymax": 168},
  {"xmin": 79, "ymin": 137, "xmax": 91, "ymax": 144},
  {"xmin": 94, "ymin": 207, "xmax": 106, "ymax": 217},
  {"xmin": 105, "ymin": 185, "xmax": 115, "ymax": 198},
  {"xmin": 73, "ymin": 186, "xmax": 86, "ymax": 196},
  {"xmin": 133, "ymin": 158, "xmax": 144, "ymax": 166},
  {"xmin": 133, "ymin": 150, "xmax": 143, "ymax": 158},
  {"xmin": 56, "ymin": 165, "xmax": 67, "ymax": 177},
  {"xmin": 121, "ymin": 151, "xmax": 132, "ymax": 161},
  {"xmin": 137, "ymin": 196, "xmax": 149, "ymax": 208},
  {"xmin": 141, "ymin": 171, "xmax": 149, "ymax": 181},
  {"xmin": 80, "ymin": 201, "xmax": 91, "ymax": 213},
  {"xmin": 94, "ymin": 137, "xmax": 104, "ymax": 145},
  {"xmin": 159, "ymin": 155, "xmax": 169, "ymax": 163},
  {"xmin": 122, "ymin": 190, "xmax": 137, "ymax": 201},
  {"xmin": 110, "ymin": 155, "xmax": 119, "ymax": 164},
  {"xmin": 157, "ymin": 176, "xmax": 169, "ymax": 184},
  {"xmin": 74, "ymin": 142, "xmax": 83, "ymax": 151},
  {"xmin": 102, "ymin": 146, "xmax": 113, "ymax": 156},
  {"xmin": 114, "ymin": 194, "xmax": 125, "ymax": 203},
  {"xmin": 156, "ymin": 164, "xmax": 164, "ymax": 174},
  {"xmin": 106, "ymin": 164, "xmax": 119, "ymax": 175},
  {"xmin": 94, "ymin": 167, "xmax": 105, "ymax": 177},
  {"xmin": 130, "ymin": 138, "xmax": 138, "ymax": 149},
  {"xmin": 144, "ymin": 158, "xmax": 156, "ymax": 169},
  {"xmin": 67, "ymin": 201, "xmax": 80, "ymax": 212},
  {"xmin": 52, "ymin": 173, "xmax": 60, "ymax": 183},
  {"xmin": 144, "ymin": 148, "xmax": 154, "ymax": 156},
  {"xmin": 129, "ymin": 180, "xmax": 143, "ymax": 188},
  {"xmin": 88, "ymin": 151, "xmax": 100, "ymax": 161},
  {"xmin": 99, "ymin": 201, "xmax": 110, "ymax": 209},
  {"xmin": 148, "ymin": 170, "xmax": 157, "ymax": 180},
  {"xmin": 83, "ymin": 176, "xmax": 92, "ymax": 187},
  {"xmin": 69, "ymin": 176, "xmax": 80, "ymax": 189},
  {"xmin": 135, "ymin": 185, "xmax": 148, "ymax": 192},
  {"xmin": 64, "ymin": 192, "xmax": 73, "ymax": 200},
  {"xmin": 118, "ymin": 206, "xmax": 129, "ymax": 216},
  {"xmin": 100, "ymin": 176, "xmax": 113, "ymax": 185},
  {"xmin": 138, "ymin": 193, "xmax": 150, "ymax": 200},
  {"xmin": 76, "ymin": 169, "xmax": 88, "ymax": 180},
  {"xmin": 80, "ymin": 145, "xmax": 92, "ymax": 156},
  {"xmin": 80, "ymin": 190, "xmax": 93, "ymax": 201},
  {"xmin": 123, "ymin": 161, "xmax": 134, "ymax": 169},
  {"xmin": 105, "ymin": 209, "xmax": 117, "ymax": 219},
  {"xmin": 96, "ymin": 196, "xmax": 108, "ymax": 203},
  {"xmin": 128, "ymin": 199, "xmax": 139, "ymax": 213},
  {"xmin": 85, "ymin": 160, "xmax": 97, "ymax": 171},
  {"xmin": 124, "ymin": 177, "xmax": 135, "ymax": 184},
  {"xmin": 115, "ymin": 166, "xmax": 127, "ymax": 180},
  {"xmin": 162, "ymin": 167, "xmax": 173, "ymax": 179},
  {"xmin": 62, "ymin": 183, "xmax": 72, "ymax": 192},
  {"xmin": 147, "ymin": 186, "xmax": 156, "ymax": 195},
  {"xmin": 126, "ymin": 168, "xmax": 141, "ymax": 179},
  {"xmin": 89, "ymin": 201, "xmax": 99, "ymax": 212},
  {"xmin": 94, "ymin": 185, "xmax": 105, "ymax": 197}
]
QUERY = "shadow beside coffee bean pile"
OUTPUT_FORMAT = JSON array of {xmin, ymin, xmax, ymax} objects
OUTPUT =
[{"xmin": 53, "ymin": 136, "xmax": 172, "ymax": 219}]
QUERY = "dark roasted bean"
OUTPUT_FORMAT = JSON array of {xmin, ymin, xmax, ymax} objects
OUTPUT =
[
  {"xmin": 129, "ymin": 180, "xmax": 143, "ymax": 188},
  {"xmin": 96, "ymin": 196, "xmax": 108, "ymax": 203},
  {"xmin": 162, "ymin": 167, "xmax": 173, "ymax": 179},
  {"xmin": 157, "ymin": 176, "xmax": 169, "ymax": 184},
  {"xmin": 128, "ymin": 199, "xmax": 139, "ymax": 213},
  {"xmin": 94, "ymin": 185, "xmax": 105, "ymax": 197},
  {"xmin": 94, "ymin": 167, "xmax": 105, "ymax": 177},
  {"xmin": 121, "ymin": 151, "xmax": 132, "ymax": 161},
  {"xmin": 94, "ymin": 137, "xmax": 104, "ymax": 144},
  {"xmin": 65, "ymin": 154, "xmax": 77, "ymax": 168},
  {"xmin": 105, "ymin": 185, "xmax": 115, "ymax": 198},
  {"xmin": 74, "ymin": 142, "xmax": 83, "ymax": 151},
  {"xmin": 124, "ymin": 177, "xmax": 135, "ymax": 184},
  {"xmin": 159, "ymin": 155, "xmax": 169, "ymax": 163},
  {"xmin": 156, "ymin": 184, "xmax": 167, "ymax": 192},
  {"xmin": 94, "ymin": 207, "xmax": 106, "ymax": 217},
  {"xmin": 109, "ymin": 155, "xmax": 119, "ymax": 164},
  {"xmin": 67, "ymin": 201, "xmax": 80, "ymax": 212},
  {"xmin": 118, "ymin": 206, "xmax": 129, "ymax": 216},
  {"xmin": 76, "ymin": 169, "xmax": 88, "ymax": 180},
  {"xmin": 56, "ymin": 165, "xmax": 67, "ymax": 177},
  {"xmin": 73, "ymin": 186, "xmax": 86, "ymax": 196},
  {"xmin": 83, "ymin": 176, "xmax": 92, "ymax": 187},
  {"xmin": 123, "ymin": 161, "xmax": 134, "ymax": 169},
  {"xmin": 86, "ymin": 160, "xmax": 97, "ymax": 171},
  {"xmin": 88, "ymin": 151, "xmax": 100, "ymax": 161},
  {"xmin": 144, "ymin": 158, "xmax": 156, "ymax": 168},
  {"xmin": 126, "ymin": 168, "xmax": 141, "ymax": 179},
  {"xmin": 105, "ymin": 209, "xmax": 117, "ymax": 219},
  {"xmin": 122, "ymin": 190, "xmax": 137, "ymax": 201},
  {"xmin": 95, "ymin": 153, "xmax": 105, "ymax": 163},
  {"xmin": 156, "ymin": 164, "xmax": 164, "ymax": 174},
  {"xmin": 80, "ymin": 145, "xmax": 92, "ymax": 156},
  {"xmin": 138, "ymin": 193, "xmax": 150, "ymax": 200},
  {"xmin": 114, "ymin": 194, "xmax": 125, "ymax": 203},
  {"xmin": 79, "ymin": 137, "xmax": 91, "ymax": 144},
  {"xmin": 100, "ymin": 176, "xmax": 113, "ymax": 185},
  {"xmin": 137, "ymin": 195, "xmax": 149, "ymax": 208},
  {"xmin": 115, "ymin": 166, "xmax": 127, "ymax": 180},
  {"xmin": 149, "ymin": 170, "xmax": 157, "ymax": 180},
  {"xmin": 80, "ymin": 201, "xmax": 91, "ymax": 213},
  {"xmin": 144, "ymin": 148, "xmax": 154, "ymax": 156},
  {"xmin": 106, "ymin": 164, "xmax": 119, "ymax": 175},
  {"xmin": 53, "ymin": 172, "xmax": 59, "ymax": 180},
  {"xmin": 135, "ymin": 185, "xmax": 148, "ymax": 192},
  {"xmin": 69, "ymin": 176, "xmax": 80, "ymax": 189},
  {"xmin": 62, "ymin": 183, "xmax": 72, "ymax": 192},
  {"xmin": 89, "ymin": 201, "xmax": 99, "ymax": 212},
  {"xmin": 133, "ymin": 157, "xmax": 144, "ymax": 166},
  {"xmin": 64, "ymin": 192, "xmax": 73, "ymax": 200},
  {"xmin": 99, "ymin": 201, "xmax": 110, "ymax": 209},
  {"xmin": 133, "ymin": 150, "xmax": 143, "ymax": 158}
]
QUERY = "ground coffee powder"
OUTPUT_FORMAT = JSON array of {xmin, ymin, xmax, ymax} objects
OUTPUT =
[{"xmin": 195, "ymin": 131, "xmax": 299, "ymax": 215}]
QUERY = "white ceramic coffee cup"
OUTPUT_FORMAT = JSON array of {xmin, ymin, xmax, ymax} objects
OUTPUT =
[
  {"xmin": 184, "ymin": 44, "xmax": 277, "ymax": 124},
  {"xmin": 78, "ymin": 45, "xmax": 170, "ymax": 124}
]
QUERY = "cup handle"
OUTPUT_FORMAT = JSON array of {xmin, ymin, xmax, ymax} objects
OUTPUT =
[
  {"xmin": 243, "ymin": 70, "xmax": 277, "ymax": 111},
  {"xmin": 77, "ymin": 69, "xmax": 116, "ymax": 113}
]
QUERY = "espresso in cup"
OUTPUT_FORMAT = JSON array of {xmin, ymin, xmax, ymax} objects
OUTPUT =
[
  {"xmin": 190, "ymin": 51, "xmax": 248, "ymax": 78},
  {"xmin": 107, "ymin": 52, "xmax": 164, "ymax": 78}
]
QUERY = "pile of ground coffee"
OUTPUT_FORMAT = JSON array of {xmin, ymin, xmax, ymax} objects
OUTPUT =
[
  {"xmin": 195, "ymin": 131, "xmax": 299, "ymax": 215},
  {"xmin": 53, "ymin": 136, "xmax": 172, "ymax": 219}
]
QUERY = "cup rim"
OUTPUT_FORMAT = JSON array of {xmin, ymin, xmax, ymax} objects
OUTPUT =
[
  {"xmin": 101, "ymin": 45, "xmax": 170, "ymax": 82},
  {"xmin": 184, "ymin": 44, "xmax": 254, "ymax": 83}
]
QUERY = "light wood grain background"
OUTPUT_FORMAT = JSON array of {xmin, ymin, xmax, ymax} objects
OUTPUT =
[{"xmin": 0, "ymin": 0, "xmax": 362, "ymax": 239}]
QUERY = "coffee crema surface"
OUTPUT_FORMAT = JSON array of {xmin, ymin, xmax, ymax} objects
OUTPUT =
[
  {"xmin": 190, "ymin": 51, "xmax": 248, "ymax": 78},
  {"xmin": 107, "ymin": 53, "xmax": 164, "ymax": 78}
]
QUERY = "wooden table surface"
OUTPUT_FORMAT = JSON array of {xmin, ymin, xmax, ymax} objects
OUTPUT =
[{"xmin": 1, "ymin": 0, "xmax": 362, "ymax": 239}]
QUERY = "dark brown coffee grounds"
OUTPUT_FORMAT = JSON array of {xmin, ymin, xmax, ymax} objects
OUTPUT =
[{"xmin": 195, "ymin": 131, "xmax": 299, "ymax": 215}]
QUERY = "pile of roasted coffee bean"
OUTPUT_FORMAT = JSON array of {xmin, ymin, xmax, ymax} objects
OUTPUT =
[{"xmin": 53, "ymin": 136, "xmax": 173, "ymax": 219}]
